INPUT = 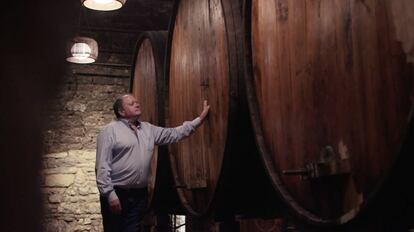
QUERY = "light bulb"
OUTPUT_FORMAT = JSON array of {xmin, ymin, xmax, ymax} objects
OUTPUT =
[
  {"xmin": 81, "ymin": 0, "xmax": 125, "ymax": 11},
  {"xmin": 93, "ymin": 0, "xmax": 113, "ymax": 4},
  {"xmin": 71, "ymin": 43, "xmax": 92, "ymax": 58},
  {"xmin": 66, "ymin": 39, "xmax": 97, "ymax": 64}
]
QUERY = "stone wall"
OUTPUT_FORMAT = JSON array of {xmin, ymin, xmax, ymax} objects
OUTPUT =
[{"xmin": 41, "ymin": 64, "xmax": 130, "ymax": 232}]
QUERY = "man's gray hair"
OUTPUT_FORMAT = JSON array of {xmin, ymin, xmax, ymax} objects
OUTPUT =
[{"xmin": 113, "ymin": 94, "xmax": 131, "ymax": 118}]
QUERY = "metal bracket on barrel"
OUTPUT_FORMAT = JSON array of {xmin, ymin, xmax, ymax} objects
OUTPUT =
[{"xmin": 282, "ymin": 146, "xmax": 351, "ymax": 180}]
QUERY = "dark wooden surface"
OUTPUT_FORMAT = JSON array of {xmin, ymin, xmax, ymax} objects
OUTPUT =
[{"xmin": 245, "ymin": 0, "xmax": 414, "ymax": 225}]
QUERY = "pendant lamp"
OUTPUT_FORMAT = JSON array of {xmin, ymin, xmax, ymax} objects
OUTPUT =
[
  {"xmin": 80, "ymin": 0, "xmax": 126, "ymax": 11},
  {"xmin": 66, "ymin": 36, "xmax": 98, "ymax": 64}
]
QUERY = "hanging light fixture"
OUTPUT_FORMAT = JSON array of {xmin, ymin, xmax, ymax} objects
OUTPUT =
[
  {"xmin": 80, "ymin": 0, "xmax": 126, "ymax": 11},
  {"xmin": 66, "ymin": 37, "xmax": 98, "ymax": 64}
]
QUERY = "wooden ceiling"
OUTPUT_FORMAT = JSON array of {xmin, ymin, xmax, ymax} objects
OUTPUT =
[
  {"xmin": 78, "ymin": 0, "xmax": 173, "ymax": 31},
  {"xmin": 74, "ymin": 0, "xmax": 174, "ymax": 64}
]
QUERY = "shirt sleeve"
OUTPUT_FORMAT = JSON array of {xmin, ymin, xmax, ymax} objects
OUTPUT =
[
  {"xmin": 95, "ymin": 127, "xmax": 118, "ymax": 202},
  {"xmin": 152, "ymin": 117, "xmax": 202, "ymax": 145}
]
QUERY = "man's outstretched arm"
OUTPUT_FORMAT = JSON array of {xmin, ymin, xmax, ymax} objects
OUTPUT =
[{"xmin": 152, "ymin": 100, "xmax": 210, "ymax": 145}]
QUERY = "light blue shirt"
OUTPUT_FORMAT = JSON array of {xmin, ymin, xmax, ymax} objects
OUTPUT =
[{"xmin": 96, "ymin": 117, "xmax": 201, "ymax": 202}]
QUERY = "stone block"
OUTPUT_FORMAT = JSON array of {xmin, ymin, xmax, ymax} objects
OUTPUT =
[
  {"xmin": 49, "ymin": 194, "xmax": 64, "ymax": 203},
  {"xmin": 43, "ymin": 167, "xmax": 78, "ymax": 175},
  {"xmin": 44, "ymin": 152, "xmax": 68, "ymax": 159},
  {"xmin": 65, "ymin": 101, "xmax": 87, "ymax": 112},
  {"xmin": 45, "ymin": 174, "xmax": 75, "ymax": 187}
]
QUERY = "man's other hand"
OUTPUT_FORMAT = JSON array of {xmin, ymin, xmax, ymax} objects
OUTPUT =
[{"xmin": 109, "ymin": 198, "xmax": 122, "ymax": 214}]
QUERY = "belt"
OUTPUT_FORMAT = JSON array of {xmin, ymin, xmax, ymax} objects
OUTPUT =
[{"xmin": 114, "ymin": 186, "xmax": 147, "ymax": 194}]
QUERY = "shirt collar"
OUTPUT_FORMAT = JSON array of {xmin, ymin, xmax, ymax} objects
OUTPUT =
[{"xmin": 119, "ymin": 118, "xmax": 141, "ymax": 129}]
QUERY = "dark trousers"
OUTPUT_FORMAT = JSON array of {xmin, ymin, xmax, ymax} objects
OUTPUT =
[{"xmin": 100, "ymin": 187, "xmax": 148, "ymax": 232}]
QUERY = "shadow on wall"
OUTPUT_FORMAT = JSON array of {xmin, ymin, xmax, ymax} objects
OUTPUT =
[{"xmin": 0, "ymin": 1, "xmax": 76, "ymax": 232}]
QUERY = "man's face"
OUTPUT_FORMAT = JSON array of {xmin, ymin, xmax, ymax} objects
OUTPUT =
[{"xmin": 120, "ymin": 95, "xmax": 141, "ymax": 119}]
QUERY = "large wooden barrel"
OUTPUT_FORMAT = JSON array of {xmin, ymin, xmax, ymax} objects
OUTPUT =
[
  {"xmin": 165, "ymin": 0, "xmax": 243, "ymax": 216},
  {"xmin": 243, "ymin": 0, "xmax": 414, "ymax": 226},
  {"xmin": 130, "ymin": 31, "xmax": 177, "ymax": 211},
  {"xmin": 165, "ymin": 0, "xmax": 281, "ymax": 217}
]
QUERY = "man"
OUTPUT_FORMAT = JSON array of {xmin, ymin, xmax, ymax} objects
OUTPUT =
[{"xmin": 96, "ymin": 94, "xmax": 210, "ymax": 232}]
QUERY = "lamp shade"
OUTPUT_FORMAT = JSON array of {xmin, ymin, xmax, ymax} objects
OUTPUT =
[
  {"xmin": 66, "ymin": 36, "xmax": 98, "ymax": 64},
  {"xmin": 80, "ymin": 0, "xmax": 126, "ymax": 11}
]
